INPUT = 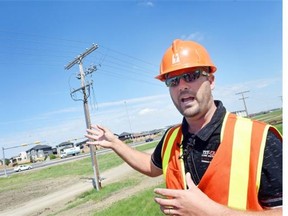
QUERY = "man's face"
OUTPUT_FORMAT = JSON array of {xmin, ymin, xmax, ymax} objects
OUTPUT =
[{"xmin": 167, "ymin": 68, "xmax": 215, "ymax": 119}]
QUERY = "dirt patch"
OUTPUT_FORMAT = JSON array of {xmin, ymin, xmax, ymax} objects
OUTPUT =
[
  {"xmin": 0, "ymin": 176, "xmax": 78, "ymax": 212},
  {"xmin": 0, "ymin": 153, "xmax": 163, "ymax": 216}
]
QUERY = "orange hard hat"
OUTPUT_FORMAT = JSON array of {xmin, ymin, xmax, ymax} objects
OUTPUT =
[{"xmin": 156, "ymin": 39, "xmax": 217, "ymax": 81}]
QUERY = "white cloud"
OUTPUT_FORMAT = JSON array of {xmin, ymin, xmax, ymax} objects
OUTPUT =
[
  {"xmin": 181, "ymin": 32, "xmax": 205, "ymax": 42},
  {"xmin": 146, "ymin": 1, "xmax": 154, "ymax": 7},
  {"xmin": 138, "ymin": 1, "xmax": 154, "ymax": 7},
  {"xmin": 138, "ymin": 108, "xmax": 156, "ymax": 116}
]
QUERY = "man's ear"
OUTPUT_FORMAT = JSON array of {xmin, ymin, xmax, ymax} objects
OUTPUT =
[{"xmin": 209, "ymin": 74, "xmax": 215, "ymax": 90}]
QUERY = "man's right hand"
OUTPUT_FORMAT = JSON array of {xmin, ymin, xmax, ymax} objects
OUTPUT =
[{"xmin": 85, "ymin": 125, "xmax": 118, "ymax": 149}]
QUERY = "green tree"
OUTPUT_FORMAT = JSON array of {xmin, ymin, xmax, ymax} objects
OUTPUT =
[{"xmin": 1, "ymin": 158, "xmax": 10, "ymax": 166}]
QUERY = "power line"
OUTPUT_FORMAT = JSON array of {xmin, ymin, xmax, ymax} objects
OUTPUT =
[
  {"xmin": 0, "ymin": 31, "xmax": 178, "ymax": 90},
  {"xmin": 1, "ymin": 30, "xmax": 160, "ymax": 87},
  {"xmin": 100, "ymin": 45, "xmax": 158, "ymax": 67}
]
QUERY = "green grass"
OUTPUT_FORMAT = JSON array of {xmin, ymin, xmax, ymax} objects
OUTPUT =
[
  {"xmin": 93, "ymin": 182, "xmax": 165, "ymax": 216},
  {"xmin": 50, "ymin": 174, "xmax": 146, "ymax": 215},
  {"xmin": 275, "ymin": 124, "xmax": 282, "ymax": 134},
  {"xmin": 251, "ymin": 109, "xmax": 283, "ymax": 134},
  {"xmin": 251, "ymin": 109, "xmax": 282, "ymax": 123}
]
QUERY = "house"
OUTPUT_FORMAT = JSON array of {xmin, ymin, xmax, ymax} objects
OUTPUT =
[
  {"xmin": 118, "ymin": 132, "xmax": 132, "ymax": 141},
  {"xmin": 26, "ymin": 144, "xmax": 53, "ymax": 162},
  {"xmin": 10, "ymin": 151, "xmax": 30, "ymax": 165},
  {"xmin": 118, "ymin": 129, "xmax": 163, "ymax": 143}
]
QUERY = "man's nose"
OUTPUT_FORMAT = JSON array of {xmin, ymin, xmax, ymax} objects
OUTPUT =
[{"xmin": 178, "ymin": 77, "xmax": 189, "ymax": 90}]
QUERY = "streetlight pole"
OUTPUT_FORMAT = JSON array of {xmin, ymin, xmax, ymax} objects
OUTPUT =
[{"xmin": 2, "ymin": 147, "xmax": 7, "ymax": 177}]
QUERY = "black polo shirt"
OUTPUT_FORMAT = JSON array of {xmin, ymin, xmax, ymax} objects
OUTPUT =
[{"xmin": 151, "ymin": 100, "xmax": 282, "ymax": 208}]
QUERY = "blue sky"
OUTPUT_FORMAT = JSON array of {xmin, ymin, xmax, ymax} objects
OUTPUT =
[{"xmin": 0, "ymin": 0, "xmax": 283, "ymax": 157}]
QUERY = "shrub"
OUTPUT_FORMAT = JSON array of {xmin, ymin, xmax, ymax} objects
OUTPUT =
[{"xmin": 49, "ymin": 154, "xmax": 57, "ymax": 160}]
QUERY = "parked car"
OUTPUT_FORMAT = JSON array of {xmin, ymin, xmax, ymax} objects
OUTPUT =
[
  {"xmin": 145, "ymin": 138, "xmax": 154, "ymax": 142},
  {"xmin": 14, "ymin": 165, "xmax": 33, "ymax": 172}
]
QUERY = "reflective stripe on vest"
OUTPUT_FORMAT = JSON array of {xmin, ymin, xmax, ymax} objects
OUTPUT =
[
  {"xmin": 222, "ymin": 114, "xmax": 268, "ymax": 209},
  {"xmin": 162, "ymin": 125, "xmax": 185, "ymax": 189}
]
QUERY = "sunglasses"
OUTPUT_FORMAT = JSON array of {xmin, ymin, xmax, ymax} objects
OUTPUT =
[{"xmin": 165, "ymin": 70, "xmax": 210, "ymax": 87}]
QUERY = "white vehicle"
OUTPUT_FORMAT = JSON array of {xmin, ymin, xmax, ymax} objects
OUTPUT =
[
  {"xmin": 60, "ymin": 146, "xmax": 80, "ymax": 159},
  {"xmin": 14, "ymin": 165, "xmax": 33, "ymax": 172}
]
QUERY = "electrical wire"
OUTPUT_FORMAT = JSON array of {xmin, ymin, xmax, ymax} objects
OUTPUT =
[{"xmin": 0, "ymin": 30, "xmax": 160, "ymax": 87}]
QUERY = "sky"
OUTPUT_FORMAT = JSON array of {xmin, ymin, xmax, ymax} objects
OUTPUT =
[{"xmin": 0, "ymin": 0, "xmax": 284, "ymax": 158}]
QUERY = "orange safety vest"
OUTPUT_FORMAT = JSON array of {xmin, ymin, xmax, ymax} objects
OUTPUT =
[{"xmin": 161, "ymin": 112, "xmax": 282, "ymax": 211}]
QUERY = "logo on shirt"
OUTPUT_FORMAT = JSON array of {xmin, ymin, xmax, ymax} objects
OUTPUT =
[{"xmin": 201, "ymin": 150, "xmax": 216, "ymax": 163}]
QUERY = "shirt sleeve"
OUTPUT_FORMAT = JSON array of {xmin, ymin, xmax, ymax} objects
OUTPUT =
[{"xmin": 258, "ymin": 129, "xmax": 282, "ymax": 208}]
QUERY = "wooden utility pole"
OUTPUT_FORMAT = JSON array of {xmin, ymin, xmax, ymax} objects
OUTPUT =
[
  {"xmin": 236, "ymin": 90, "xmax": 250, "ymax": 117},
  {"xmin": 65, "ymin": 44, "xmax": 101, "ymax": 190}
]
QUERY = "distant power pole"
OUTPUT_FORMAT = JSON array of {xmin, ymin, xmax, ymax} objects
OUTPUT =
[
  {"xmin": 124, "ymin": 101, "xmax": 132, "ymax": 133},
  {"xmin": 65, "ymin": 44, "xmax": 101, "ymax": 191},
  {"xmin": 124, "ymin": 101, "xmax": 134, "ymax": 143},
  {"xmin": 236, "ymin": 90, "xmax": 250, "ymax": 117}
]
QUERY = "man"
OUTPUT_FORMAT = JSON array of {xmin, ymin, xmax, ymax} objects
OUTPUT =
[{"xmin": 85, "ymin": 39, "xmax": 282, "ymax": 215}]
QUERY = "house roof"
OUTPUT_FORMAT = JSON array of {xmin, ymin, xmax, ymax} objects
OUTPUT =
[
  {"xmin": 26, "ymin": 144, "xmax": 52, "ymax": 152},
  {"xmin": 119, "ymin": 132, "xmax": 132, "ymax": 137},
  {"xmin": 75, "ymin": 139, "xmax": 88, "ymax": 147},
  {"xmin": 56, "ymin": 141, "xmax": 73, "ymax": 148}
]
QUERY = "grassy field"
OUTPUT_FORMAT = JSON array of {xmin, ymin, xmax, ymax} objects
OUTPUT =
[
  {"xmin": 93, "ymin": 182, "xmax": 164, "ymax": 216},
  {"xmin": 251, "ymin": 109, "xmax": 282, "ymax": 123},
  {"xmin": 251, "ymin": 108, "xmax": 283, "ymax": 134}
]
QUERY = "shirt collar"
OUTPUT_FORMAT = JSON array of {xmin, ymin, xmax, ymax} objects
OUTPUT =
[{"xmin": 182, "ymin": 100, "xmax": 226, "ymax": 141}]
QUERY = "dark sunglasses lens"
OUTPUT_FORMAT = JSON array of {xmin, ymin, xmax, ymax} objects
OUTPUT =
[
  {"xmin": 184, "ymin": 71, "xmax": 200, "ymax": 82},
  {"xmin": 166, "ymin": 77, "xmax": 179, "ymax": 87},
  {"xmin": 183, "ymin": 73, "xmax": 193, "ymax": 82}
]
